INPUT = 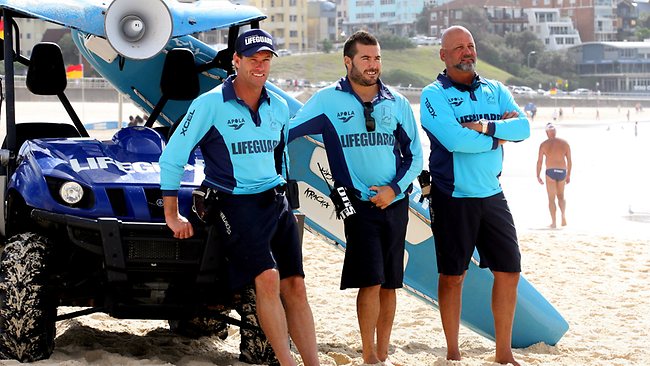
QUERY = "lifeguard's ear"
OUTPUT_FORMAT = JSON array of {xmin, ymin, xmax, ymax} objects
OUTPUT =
[{"xmin": 232, "ymin": 53, "xmax": 241, "ymax": 70}]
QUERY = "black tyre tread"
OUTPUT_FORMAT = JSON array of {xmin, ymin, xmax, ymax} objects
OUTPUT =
[
  {"xmin": 168, "ymin": 315, "xmax": 229, "ymax": 340},
  {"xmin": 0, "ymin": 232, "xmax": 56, "ymax": 362}
]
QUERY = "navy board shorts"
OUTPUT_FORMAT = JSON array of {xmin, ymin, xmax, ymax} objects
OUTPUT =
[
  {"xmin": 340, "ymin": 194, "xmax": 409, "ymax": 290},
  {"xmin": 211, "ymin": 186, "xmax": 304, "ymax": 290},
  {"xmin": 429, "ymin": 183, "xmax": 521, "ymax": 276}
]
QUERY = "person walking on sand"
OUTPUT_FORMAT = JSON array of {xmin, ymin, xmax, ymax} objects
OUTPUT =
[
  {"xmin": 289, "ymin": 31, "xmax": 423, "ymax": 366},
  {"xmin": 159, "ymin": 29, "xmax": 320, "ymax": 366},
  {"xmin": 420, "ymin": 25, "xmax": 529, "ymax": 366},
  {"xmin": 536, "ymin": 123, "xmax": 572, "ymax": 228}
]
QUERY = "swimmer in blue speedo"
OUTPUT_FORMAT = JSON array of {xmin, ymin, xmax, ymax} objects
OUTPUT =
[{"xmin": 536, "ymin": 123, "xmax": 572, "ymax": 228}]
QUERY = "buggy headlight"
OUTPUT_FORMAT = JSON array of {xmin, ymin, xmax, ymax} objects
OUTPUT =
[{"xmin": 59, "ymin": 181, "xmax": 84, "ymax": 204}]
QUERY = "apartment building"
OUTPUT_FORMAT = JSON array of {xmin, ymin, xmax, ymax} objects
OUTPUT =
[
  {"xmin": 524, "ymin": 8, "xmax": 582, "ymax": 49},
  {"xmin": 519, "ymin": 0, "xmax": 619, "ymax": 42},
  {"xmin": 12, "ymin": 18, "xmax": 62, "ymax": 58},
  {"xmin": 427, "ymin": 0, "xmax": 527, "ymax": 38},
  {"xmin": 567, "ymin": 40, "xmax": 650, "ymax": 92},
  {"xmin": 343, "ymin": 0, "xmax": 425, "ymax": 37},
  {"xmin": 307, "ymin": 0, "xmax": 338, "ymax": 50},
  {"xmin": 248, "ymin": 0, "xmax": 310, "ymax": 51}
]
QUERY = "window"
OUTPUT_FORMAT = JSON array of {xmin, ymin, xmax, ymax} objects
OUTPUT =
[
  {"xmin": 380, "ymin": 0, "xmax": 395, "ymax": 4},
  {"xmin": 290, "ymin": 15, "xmax": 297, "ymax": 22},
  {"xmin": 357, "ymin": 13, "xmax": 374, "ymax": 19},
  {"xmin": 380, "ymin": 12, "xmax": 395, "ymax": 17},
  {"xmin": 289, "ymin": 0, "xmax": 296, "ymax": 5},
  {"xmin": 290, "ymin": 30, "xmax": 298, "ymax": 37}
]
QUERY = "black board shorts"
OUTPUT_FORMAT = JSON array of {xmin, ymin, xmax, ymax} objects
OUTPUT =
[
  {"xmin": 211, "ymin": 187, "xmax": 304, "ymax": 290},
  {"xmin": 429, "ymin": 184, "xmax": 521, "ymax": 276},
  {"xmin": 340, "ymin": 195, "xmax": 409, "ymax": 290}
]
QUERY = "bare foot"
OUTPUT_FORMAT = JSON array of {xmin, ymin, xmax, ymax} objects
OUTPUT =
[
  {"xmin": 561, "ymin": 217, "xmax": 567, "ymax": 226},
  {"xmin": 446, "ymin": 350, "xmax": 461, "ymax": 361},
  {"xmin": 549, "ymin": 222, "xmax": 556, "ymax": 228},
  {"xmin": 495, "ymin": 355, "xmax": 521, "ymax": 366}
]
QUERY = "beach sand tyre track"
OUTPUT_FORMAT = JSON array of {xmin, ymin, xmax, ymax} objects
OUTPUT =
[{"xmin": 0, "ymin": 232, "xmax": 56, "ymax": 362}]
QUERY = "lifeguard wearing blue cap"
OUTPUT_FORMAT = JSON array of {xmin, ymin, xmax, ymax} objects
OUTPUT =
[{"xmin": 235, "ymin": 29, "xmax": 278, "ymax": 57}]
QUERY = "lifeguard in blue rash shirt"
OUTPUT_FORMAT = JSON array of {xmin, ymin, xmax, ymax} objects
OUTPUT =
[
  {"xmin": 289, "ymin": 31, "xmax": 423, "ymax": 366},
  {"xmin": 159, "ymin": 29, "xmax": 320, "ymax": 366},
  {"xmin": 420, "ymin": 26, "xmax": 530, "ymax": 366}
]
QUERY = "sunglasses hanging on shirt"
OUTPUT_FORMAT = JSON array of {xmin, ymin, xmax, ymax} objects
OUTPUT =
[{"xmin": 362, "ymin": 102, "xmax": 375, "ymax": 132}]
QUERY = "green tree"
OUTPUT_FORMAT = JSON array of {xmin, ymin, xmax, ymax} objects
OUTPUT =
[
  {"xmin": 415, "ymin": 6, "xmax": 431, "ymax": 35},
  {"xmin": 57, "ymin": 32, "xmax": 80, "ymax": 66},
  {"xmin": 322, "ymin": 38, "xmax": 333, "ymax": 54},
  {"xmin": 456, "ymin": 6, "xmax": 489, "ymax": 42},
  {"xmin": 535, "ymin": 51, "xmax": 576, "ymax": 77},
  {"xmin": 636, "ymin": 27, "xmax": 650, "ymax": 41},
  {"xmin": 505, "ymin": 30, "xmax": 544, "ymax": 66}
]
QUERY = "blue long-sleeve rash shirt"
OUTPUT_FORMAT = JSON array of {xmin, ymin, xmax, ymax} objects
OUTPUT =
[
  {"xmin": 420, "ymin": 72, "xmax": 530, "ymax": 198},
  {"xmin": 289, "ymin": 77, "xmax": 423, "ymax": 202},
  {"xmin": 159, "ymin": 76, "xmax": 288, "ymax": 196}
]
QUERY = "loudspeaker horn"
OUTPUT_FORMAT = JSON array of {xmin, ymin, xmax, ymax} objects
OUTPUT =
[{"xmin": 104, "ymin": 0, "xmax": 173, "ymax": 60}]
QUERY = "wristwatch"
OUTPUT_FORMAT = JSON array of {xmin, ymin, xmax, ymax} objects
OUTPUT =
[{"xmin": 478, "ymin": 119, "xmax": 488, "ymax": 134}]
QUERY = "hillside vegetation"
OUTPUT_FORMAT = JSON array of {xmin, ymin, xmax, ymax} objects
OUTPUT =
[{"xmin": 270, "ymin": 45, "xmax": 514, "ymax": 87}]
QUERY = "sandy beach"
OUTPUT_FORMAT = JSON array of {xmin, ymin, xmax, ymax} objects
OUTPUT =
[{"xmin": 1, "ymin": 101, "xmax": 649, "ymax": 365}]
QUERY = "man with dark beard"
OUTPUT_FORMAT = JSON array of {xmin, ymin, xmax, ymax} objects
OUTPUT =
[
  {"xmin": 420, "ymin": 25, "xmax": 529, "ymax": 365},
  {"xmin": 289, "ymin": 31, "xmax": 423, "ymax": 365}
]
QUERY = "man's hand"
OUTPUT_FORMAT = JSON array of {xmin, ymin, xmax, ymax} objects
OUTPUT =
[
  {"xmin": 537, "ymin": 176, "xmax": 544, "ymax": 185},
  {"xmin": 501, "ymin": 111, "xmax": 519, "ymax": 119},
  {"xmin": 163, "ymin": 195, "xmax": 194, "ymax": 239},
  {"xmin": 166, "ymin": 214, "xmax": 194, "ymax": 239},
  {"xmin": 566, "ymin": 175, "xmax": 571, "ymax": 184},
  {"xmin": 461, "ymin": 121, "xmax": 482, "ymax": 132},
  {"xmin": 369, "ymin": 185, "xmax": 396, "ymax": 210}
]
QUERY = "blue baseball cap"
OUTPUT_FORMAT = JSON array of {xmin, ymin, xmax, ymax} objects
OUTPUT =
[{"xmin": 235, "ymin": 29, "xmax": 278, "ymax": 57}]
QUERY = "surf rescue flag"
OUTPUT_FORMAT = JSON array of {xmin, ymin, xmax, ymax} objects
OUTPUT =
[{"xmin": 66, "ymin": 64, "xmax": 83, "ymax": 79}]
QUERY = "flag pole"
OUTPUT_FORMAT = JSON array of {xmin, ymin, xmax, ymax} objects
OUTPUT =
[{"xmin": 79, "ymin": 53, "xmax": 85, "ymax": 121}]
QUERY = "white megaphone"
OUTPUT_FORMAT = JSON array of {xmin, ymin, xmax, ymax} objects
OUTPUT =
[{"xmin": 104, "ymin": 0, "xmax": 173, "ymax": 60}]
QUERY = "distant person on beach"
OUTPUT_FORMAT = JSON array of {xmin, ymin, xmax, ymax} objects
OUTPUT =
[
  {"xmin": 159, "ymin": 29, "xmax": 320, "ymax": 366},
  {"xmin": 420, "ymin": 25, "xmax": 529, "ymax": 366},
  {"xmin": 289, "ymin": 30, "xmax": 423, "ymax": 365},
  {"xmin": 537, "ymin": 123, "xmax": 572, "ymax": 228}
]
